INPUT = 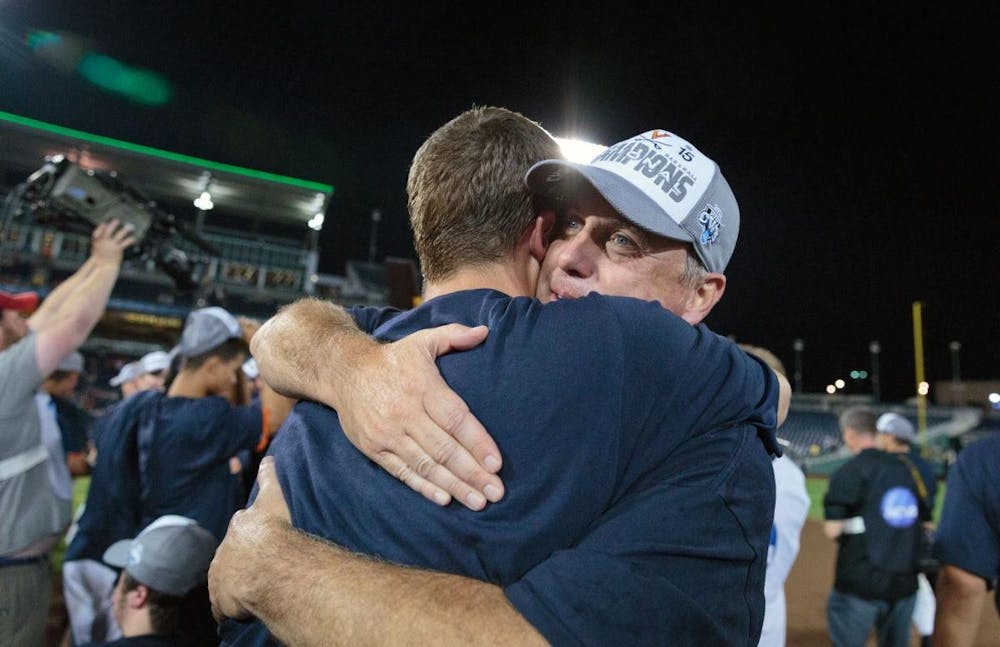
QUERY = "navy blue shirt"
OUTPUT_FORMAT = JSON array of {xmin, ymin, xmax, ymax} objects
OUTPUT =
[
  {"xmin": 52, "ymin": 395, "xmax": 92, "ymax": 455},
  {"xmin": 933, "ymin": 434, "xmax": 1000, "ymax": 613},
  {"xmin": 66, "ymin": 391, "xmax": 262, "ymax": 564},
  {"xmin": 222, "ymin": 290, "xmax": 780, "ymax": 646}
]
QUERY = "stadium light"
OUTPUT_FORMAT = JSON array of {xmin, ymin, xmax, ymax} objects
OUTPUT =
[
  {"xmin": 554, "ymin": 137, "xmax": 606, "ymax": 163},
  {"xmin": 193, "ymin": 191, "xmax": 214, "ymax": 211},
  {"xmin": 826, "ymin": 384, "xmax": 837, "ymax": 394},
  {"xmin": 834, "ymin": 379, "xmax": 846, "ymax": 390}
]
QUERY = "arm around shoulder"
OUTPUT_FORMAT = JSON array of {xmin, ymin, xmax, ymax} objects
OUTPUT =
[{"xmin": 933, "ymin": 564, "xmax": 989, "ymax": 647}]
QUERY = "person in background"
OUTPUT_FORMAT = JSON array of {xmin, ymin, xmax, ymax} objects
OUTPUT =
[
  {"xmin": 81, "ymin": 515, "xmax": 217, "ymax": 646},
  {"xmin": 1, "ymin": 221, "xmax": 134, "ymax": 647},
  {"xmin": 824, "ymin": 407, "xmax": 931, "ymax": 647},
  {"xmin": 739, "ymin": 344, "xmax": 810, "ymax": 647},
  {"xmin": 875, "ymin": 412, "xmax": 938, "ymax": 643},
  {"xmin": 109, "ymin": 362, "xmax": 143, "ymax": 400},
  {"xmin": 42, "ymin": 350, "xmax": 94, "ymax": 476},
  {"xmin": 932, "ymin": 434, "xmax": 1000, "ymax": 647}
]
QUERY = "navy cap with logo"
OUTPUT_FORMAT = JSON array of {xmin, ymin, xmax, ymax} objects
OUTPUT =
[
  {"xmin": 103, "ymin": 515, "xmax": 217, "ymax": 596},
  {"xmin": 526, "ymin": 129, "xmax": 739, "ymax": 274}
]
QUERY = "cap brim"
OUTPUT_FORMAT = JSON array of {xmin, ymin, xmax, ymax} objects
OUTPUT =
[
  {"xmin": 526, "ymin": 160, "xmax": 694, "ymax": 246},
  {"xmin": 102, "ymin": 538, "xmax": 134, "ymax": 568},
  {"xmin": 0, "ymin": 291, "xmax": 39, "ymax": 313}
]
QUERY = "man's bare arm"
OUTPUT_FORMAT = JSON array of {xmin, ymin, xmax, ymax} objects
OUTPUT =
[
  {"xmin": 30, "ymin": 220, "xmax": 134, "ymax": 376},
  {"xmin": 933, "ymin": 564, "xmax": 988, "ymax": 647},
  {"xmin": 251, "ymin": 298, "xmax": 504, "ymax": 510},
  {"xmin": 210, "ymin": 458, "xmax": 546, "ymax": 647},
  {"xmin": 823, "ymin": 520, "xmax": 844, "ymax": 540}
]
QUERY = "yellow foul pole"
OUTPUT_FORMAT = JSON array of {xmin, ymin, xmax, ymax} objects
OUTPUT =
[{"xmin": 912, "ymin": 301, "xmax": 928, "ymax": 448}]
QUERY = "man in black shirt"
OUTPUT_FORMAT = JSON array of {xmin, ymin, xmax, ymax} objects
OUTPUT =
[{"xmin": 824, "ymin": 407, "xmax": 931, "ymax": 647}]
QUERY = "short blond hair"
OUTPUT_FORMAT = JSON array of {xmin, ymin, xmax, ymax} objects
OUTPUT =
[{"xmin": 407, "ymin": 106, "xmax": 562, "ymax": 281}]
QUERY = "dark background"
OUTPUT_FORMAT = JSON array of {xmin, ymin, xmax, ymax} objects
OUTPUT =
[{"xmin": 1, "ymin": 2, "xmax": 997, "ymax": 401}]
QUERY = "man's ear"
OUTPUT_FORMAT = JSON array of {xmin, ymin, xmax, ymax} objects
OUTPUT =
[
  {"xmin": 529, "ymin": 211, "xmax": 556, "ymax": 263},
  {"xmin": 128, "ymin": 583, "xmax": 151, "ymax": 609},
  {"xmin": 681, "ymin": 273, "xmax": 726, "ymax": 325}
]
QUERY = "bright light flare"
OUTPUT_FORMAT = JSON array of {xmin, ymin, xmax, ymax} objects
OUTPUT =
[
  {"xmin": 193, "ymin": 191, "xmax": 214, "ymax": 210},
  {"xmin": 834, "ymin": 379, "xmax": 846, "ymax": 389},
  {"xmin": 826, "ymin": 384, "xmax": 837, "ymax": 394},
  {"xmin": 554, "ymin": 137, "xmax": 606, "ymax": 163},
  {"xmin": 988, "ymin": 393, "xmax": 999, "ymax": 404},
  {"xmin": 917, "ymin": 381, "xmax": 930, "ymax": 396}
]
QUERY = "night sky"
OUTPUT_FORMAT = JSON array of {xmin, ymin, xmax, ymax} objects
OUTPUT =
[{"xmin": 1, "ymin": 3, "xmax": 997, "ymax": 401}]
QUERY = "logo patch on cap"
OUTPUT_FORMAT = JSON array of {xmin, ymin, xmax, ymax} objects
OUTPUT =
[{"xmin": 698, "ymin": 204, "xmax": 723, "ymax": 245}]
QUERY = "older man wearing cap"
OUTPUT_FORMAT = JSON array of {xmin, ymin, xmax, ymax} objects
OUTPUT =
[
  {"xmin": 1, "ymin": 220, "xmax": 133, "ymax": 647},
  {"xmin": 63, "ymin": 306, "xmax": 293, "ymax": 645},
  {"xmin": 824, "ymin": 409, "xmax": 934, "ymax": 647},
  {"xmin": 82, "ymin": 515, "xmax": 217, "ymax": 646},
  {"xmin": 214, "ymin": 108, "xmax": 788, "ymax": 646}
]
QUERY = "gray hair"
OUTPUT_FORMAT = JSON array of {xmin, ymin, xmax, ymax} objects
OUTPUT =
[{"xmin": 839, "ymin": 406, "xmax": 878, "ymax": 435}]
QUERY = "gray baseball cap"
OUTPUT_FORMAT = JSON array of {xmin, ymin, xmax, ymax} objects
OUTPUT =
[
  {"xmin": 876, "ymin": 412, "xmax": 916, "ymax": 442},
  {"xmin": 103, "ymin": 515, "xmax": 217, "ymax": 596},
  {"xmin": 56, "ymin": 351, "xmax": 84, "ymax": 374},
  {"xmin": 109, "ymin": 361, "xmax": 142, "ymax": 387},
  {"xmin": 139, "ymin": 350, "xmax": 171, "ymax": 374},
  {"xmin": 173, "ymin": 306, "xmax": 242, "ymax": 358},
  {"xmin": 526, "ymin": 129, "xmax": 739, "ymax": 274}
]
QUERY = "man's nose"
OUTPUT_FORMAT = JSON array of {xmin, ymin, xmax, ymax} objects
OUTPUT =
[{"xmin": 556, "ymin": 234, "xmax": 598, "ymax": 278}]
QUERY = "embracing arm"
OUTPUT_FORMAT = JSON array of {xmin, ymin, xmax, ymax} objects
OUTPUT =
[
  {"xmin": 932, "ymin": 564, "xmax": 988, "ymax": 647},
  {"xmin": 251, "ymin": 298, "xmax": 503, "ymax": 509},
  {"xmin": 210, "ymin": 458, "xmax": 545, "ymax": 647}
]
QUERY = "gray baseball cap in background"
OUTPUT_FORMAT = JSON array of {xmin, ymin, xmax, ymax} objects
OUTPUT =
[
  {"xmin": 56, "ymin": 351, "xmax": 85, "ymax": 374},
  {"xmin": 876, "ymin": 412, "xmax": 917, "ymax": 442},
  {"xmin": 173, "ymin": 306, "xmax": 242, "ymax": 358},
  {"xmin": 139, "ymin": 350, "xmax": 172, "ymax": 374},
  {"xmin": 102, "ymin": 515, "xmax": 217, "ymax": 596},
  {"xmin": 109, "ymin": 362, "xmax": 142, "ymax": 387},
  {"xmin": 526, "ymin": 129, "xmax": 739, "ymax": 274}
]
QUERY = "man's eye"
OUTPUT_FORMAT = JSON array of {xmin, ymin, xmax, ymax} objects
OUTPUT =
[
  {"xmin": 556, "ymin": 217, "xmax": 582, "ymax": 235},
  {"xmin": 610, "ymin": 233, "xmax": 638, "ymax": 248}
]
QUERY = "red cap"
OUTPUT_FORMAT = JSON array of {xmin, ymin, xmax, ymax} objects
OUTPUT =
[{"xmin": 0, "ymin": 290, "xmax": 39, "ymax": 313}]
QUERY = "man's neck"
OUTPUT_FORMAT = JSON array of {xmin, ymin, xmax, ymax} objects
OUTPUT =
[
  {"xmin": 119, "ymin": 608, "xmax": 155, "ymax": 638},
  {"xmin": 422, "ymin": 262, "xmax": 534, "ymax": 301},
  {"xmin": 168, "ymin": 369, "xmax": 210, "ymax": 398}
]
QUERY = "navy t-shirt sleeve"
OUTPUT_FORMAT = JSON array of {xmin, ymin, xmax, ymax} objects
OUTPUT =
[
  {"xmin": 933, "ymin": 439, "xmax": 1000, "ymax": 587},
  {"xmin": 347, "ymin": 304, "xmax": 402, "ymax": 334},
  {"xmin": 210, "ymin": 400, "xmax": 264, "ymax": 457}
]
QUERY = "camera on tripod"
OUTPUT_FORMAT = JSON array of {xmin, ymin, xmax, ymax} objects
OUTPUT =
[{"xmin": 18, "ymin": 155, "xmax": 219, "ymax": 291}]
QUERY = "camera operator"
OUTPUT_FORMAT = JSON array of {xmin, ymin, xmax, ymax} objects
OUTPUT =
[{"xmin": 0, "ymin": 219, "xmax": 134, "ymax": 647}]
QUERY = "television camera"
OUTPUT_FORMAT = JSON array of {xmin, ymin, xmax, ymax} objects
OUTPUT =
[{"xmin": 15, "ymin": 155, "xmax": 219, "ymax": 291}]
